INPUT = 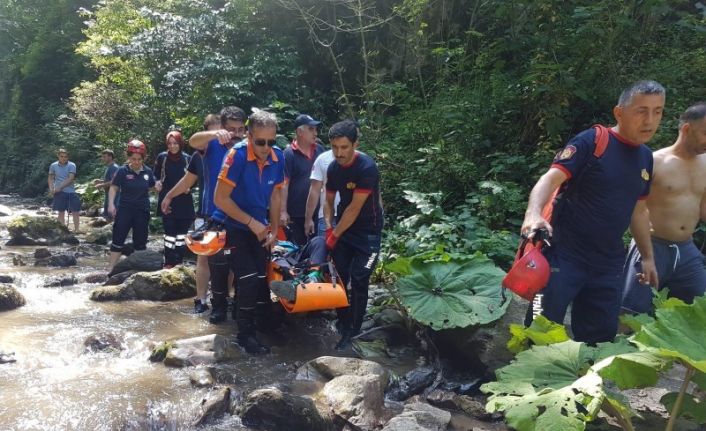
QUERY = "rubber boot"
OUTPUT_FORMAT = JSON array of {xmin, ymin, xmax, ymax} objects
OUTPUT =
[
  {"xmin": 237, "ymin": 309, "xmax": 270, "ymax": 354},
  {"xmin": 209, "ymin": 293, "xmax": 228, "ymax": 324}
]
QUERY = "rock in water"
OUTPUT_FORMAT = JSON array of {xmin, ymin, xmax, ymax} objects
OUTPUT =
[
  {"xmin": 6, "ymin": 215, "xmax": 78, "ymax": 246},
  {"xmin": 0, "ymin": 350, "xmax": 16, "ymax": 364},
  {"xmin": 192, "ymin": 387, "xmax": 231, "ymax": 426},
  {"xmin": 382, "ymin": 401, "xmax": 451, "ymax": 431},
  {"xmin": 0, "ymin": 284, "xmax": 25, "ymax": 311},
  {"xmin": 319, "ymin": 374, "xmax": 388, "ymax": 430},
  {"xmin": 296, "ymin": 356, "xmax": 389, "ymax": 386},
  {"xmin": 83, "ymin": 332, "xmax": 124, "ymax": 353},
  {"xmin": 189, "ymin": 368, "xmax": 215, "ymax": 388},
  {"xmin": 240, "ymin": 387, "xmax": 331, "ymax": 431},
  {"xmin": 90, "ymin": 266, "xmax": 196, "ymax": 301},
  {"xmin": 33, "ymin": 248, "xmax": 51, "ymax": 259},
  {"xmin": 34, "ymin": 253, "xmax": 77, "ymax": 267},
  {"xmin": 109, "ymin": 250, "xmax": 163, "ymax": 276},
  {"xmin": 85, "ymin": 224, "xmax": 112, "ymax": 245}
]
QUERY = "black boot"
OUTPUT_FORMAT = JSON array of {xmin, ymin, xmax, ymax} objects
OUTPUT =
[
  {"xmin": 209, "ymin": 294, "xmax": 228, "ymax": 324},
  {"xmin": 237, "ymin": 309, "xmax": 270, "ymax": 354},
  {"xmin": 193, "ymin": 298, "xmax": 209, "ymax": 314}
]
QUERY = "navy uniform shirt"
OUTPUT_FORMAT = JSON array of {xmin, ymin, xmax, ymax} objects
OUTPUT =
[
  {"xmin": 154, "ymin": 151, "xmax": 194, "ymax": 219},
  {"xmin": 284, "ymin": 140, "xmax": 325, "ymax": 217},
  {"xmin": 212, "ymin": 143, "xmax": 286, "ymax": 230},
  {"xmin": 550, "ymin": 127, "xmax": 653, "ymax": 271},
  {"xmin": 111, "ymin": 164, "xmax": 156, "ymax": 212},
  {"xmin": 326, "ymin": 151, "xmax": 383, "ymax": 234},
  {"xmin": 187, "ymin": 152, "xmax": 205, "ymax": 217}
]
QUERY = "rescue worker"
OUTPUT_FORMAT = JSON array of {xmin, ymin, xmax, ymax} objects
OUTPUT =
[
  {"xmin": 324, "ymin": 120, "xmax": 383, "ymax": 350},
  {"xmin": 107, "ymin": 140, "xmax": 156, "ymax": 272}
]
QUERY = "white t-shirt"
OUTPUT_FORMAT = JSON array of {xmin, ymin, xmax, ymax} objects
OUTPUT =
[{"xmin": 310, "ymin": 150, "xmax": 340, "ymax": 218}]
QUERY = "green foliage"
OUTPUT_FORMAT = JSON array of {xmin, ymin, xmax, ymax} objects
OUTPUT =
[
  {"xmin": 507, "ymin": 315, "xmax": 570, "ymax": 354},
  {"xmin": 661, "ymin": 392, "xmax": 706, "ymax": 424},
  {"xmin": 395, "ymin": 255, "xmax": 509, "ymax": 330}
]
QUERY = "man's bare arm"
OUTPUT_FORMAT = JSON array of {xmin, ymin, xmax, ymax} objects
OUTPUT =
[
  {"xmin": 630, "ymin": 200, "xmax": 659, "ymax": 287},
  {"xmin": 520, "ymin": 168, "xmax": 567, "ymax": 236}
]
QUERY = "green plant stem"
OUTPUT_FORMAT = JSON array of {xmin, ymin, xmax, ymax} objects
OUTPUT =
[
  {"xmin": 665, "ymin": 365, "xmax": 696, "ymax": 431},
  {"xmin": 601, "ymin": 399, "xmax": 634, "ymax": 431}
]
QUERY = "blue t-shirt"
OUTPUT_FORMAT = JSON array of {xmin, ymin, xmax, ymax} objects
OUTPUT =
[
  {"xmin": 326, "ymin": 151, "xmax": 383, "ymax": 234},
  {"xmin": 201, "ymin": 139, "xmax": 241, "ymax": 217},
  {"xmin": 49, "ymin": 161, "xmax": 77, "ymax": 193},
  {"xmin": 550, "ymin": 127, "xmax": 653, "ymax": 271},
  {"xmin": 212, "ymin": 144, "xmax": 285, "ymax": 230},
  {"xmin": 111, "ymin": 164, "xmax": 156, "ymax": 212}
]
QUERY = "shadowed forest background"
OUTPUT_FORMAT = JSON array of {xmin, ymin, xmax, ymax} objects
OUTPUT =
[{"xmin": 2, "ymin": 0, "xmax": 706, "ymax": 266}]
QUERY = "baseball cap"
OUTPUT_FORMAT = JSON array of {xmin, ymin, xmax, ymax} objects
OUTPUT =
[{"xmin": 294, "ymin": 114, "xmax": 321, "ymax": 128}]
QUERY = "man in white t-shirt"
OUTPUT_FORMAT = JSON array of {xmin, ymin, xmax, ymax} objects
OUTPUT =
[{"xmin": 304, "ymin": 150, "xmax": 339, "ymax": 237}]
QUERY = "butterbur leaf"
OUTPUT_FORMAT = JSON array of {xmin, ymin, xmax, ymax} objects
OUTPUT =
[
  {"xmin": 602, "ymin": 390, "xmax": 641, "ymax": 426},
  {"xmin": 594, "ymin": 351, "xmax": 670, "ymax": 389},
  {"xmin": 692, "ymin": 370, "xmax": 706, "ymax": 391},
  {"xmin": 619, "ymin": 313, "xmax": 655, "ymax": 333},
  {"xmin": 396, "ymin": 256, "xmax": 509, "ymax": 329},
  {"xmin": 634, "ymin": 295, "xmax": 706, "ymax": 373},
  {"xmin": 661, "ymin": 392, "xmax": 706, "ymax": 424},
  {"xmin": 507, "ymin": 315, "xmax": 570, "ymax": 354},
  {"xmin": 652, "ymin": 287, "xmax": 687, "ymax": 310}
]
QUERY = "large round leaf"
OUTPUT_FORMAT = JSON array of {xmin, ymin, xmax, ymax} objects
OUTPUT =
[
  {"xmin": 396, "ymin": 256, "xmax": 509, "ymax": 330},
  {"xmin": 633, "ymin": 295, "xmax": 706, "ymax": 373}
]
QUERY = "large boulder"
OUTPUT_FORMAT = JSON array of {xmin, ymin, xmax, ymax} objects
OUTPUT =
[
  {"xmin": 240, "ymin": 387, "xmax": 332, "ymax": 431},
  {"xmin": 382, "ymin": 401, "xmax": 451, "ymax": 431},
  {"xmin": 85, "ymin": 224, "xmax": 113, "ymax": 245},
  {"xmin": 318, "ymin": 374, "xmax": 389, "ymax": 431},
  {"xmin": 0, "ymin": 284, "xmax": 25, "ymax": 311},
  {"xmin": 6, "ymin": 215, "xmax": 78, "ymax": 246},
  {"xmin": 89, "ymin": 266, "xmax": 195, "ymax": 301},
  {"xmin": 296, "ymin": 356, "xmax": 389, "ymax": 387},
  {"xmin": 109, "ymin": 250, "xmax": 162, "ymax": 276}
]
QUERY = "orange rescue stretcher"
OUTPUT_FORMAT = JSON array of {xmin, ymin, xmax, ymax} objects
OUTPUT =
[{"xmin": 267, "ymin": 252, "xmax": 349, "ymax": 314}]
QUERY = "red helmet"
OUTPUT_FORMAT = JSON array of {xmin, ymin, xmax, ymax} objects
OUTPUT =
[
  {"xmin": 127, "ymin": 139, "xmax": 146, "ymax": 155},
  {"xmin": 502, "ymin": 240, "xmax": 550, "ymax": 301}
]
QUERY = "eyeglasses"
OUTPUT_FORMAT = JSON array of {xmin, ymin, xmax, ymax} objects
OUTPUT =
[
  {"xmin": 226, "ymin": 127, "xmax": 246, "ymax": 134},
  {"xmin": 253, "ymin": 139, "xmax": 276, "ymax": 147}
]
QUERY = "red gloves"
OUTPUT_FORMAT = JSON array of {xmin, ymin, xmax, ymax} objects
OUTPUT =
[{"xmin": 325, "ymin": 228, "xmax": 339, "ymax": 250}]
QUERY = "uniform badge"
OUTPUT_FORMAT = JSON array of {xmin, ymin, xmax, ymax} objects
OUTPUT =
[
  {"xmin": 143, "ymin": 174, "xmax": 149, "ymax": 181},
  {"xmin": 641, "ymin": 169, "xmax": 650, "ymax": 181},
  {"xmin": 223, "ymin": 149, "xmax": 235, "ymax": 168},
  {"xmin": 346, "ymin": 182, "xmax": 356, "ymax": 189},
  {"xmin": 557, "ymin": 145, "xmax": 577, "ymax": 161},
  {"xmin": 126, "ymin": 174, "xmax": 134, "ymax": 180}
]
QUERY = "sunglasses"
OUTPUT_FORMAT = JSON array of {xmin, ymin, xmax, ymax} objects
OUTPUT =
[{"xmin": 253, "ymin": 138, "xmax": 277, "ymax": 147}]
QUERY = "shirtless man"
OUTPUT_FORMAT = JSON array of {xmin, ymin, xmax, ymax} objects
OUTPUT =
[{"xmin": 622, "ymin": 102, "xmax": 706, "ymax": 313}]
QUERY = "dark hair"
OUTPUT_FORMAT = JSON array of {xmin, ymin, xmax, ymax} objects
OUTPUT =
[
  {"xmin": 248, "ymin": 110, "xmax": 278, "ymax": 131},
  {"xmin": 618, "ymin": 80, "xmax": 665, "ymax": 107},
  {"xmin": 328, "ymin": 120, "xmax": 358, "ymax": 143},
  {"xmin": 101, "ymin": 149, "xmax": 114, "ymax": 158},
  {"xmin": 220, "ymin": 106, "xmax": 246, "ymax": 126},
  {"xmin": 679, "ymin": 102, "xmax": 706, "ymax": 127},
  {"xmin": 203, "ymin": 114, "xmax": 220, "ymax": 130}
]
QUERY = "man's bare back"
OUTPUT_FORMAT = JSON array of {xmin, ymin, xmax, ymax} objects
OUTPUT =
[{"xmin": 647, "ymin": 146, "xmax": 706, "ymax": 242}]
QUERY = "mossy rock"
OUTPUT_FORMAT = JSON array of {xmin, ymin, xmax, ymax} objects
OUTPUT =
[
  {"xmin": 0, "ymin": 284, "xmax": 25, "ymax": 311},
  {"xmin": 6, "ymin": 215, "xmax": 78, "ymax": 246},
  {"xmin": 90, "ymin": 266, "xmax": 196, "ymax": 301}
]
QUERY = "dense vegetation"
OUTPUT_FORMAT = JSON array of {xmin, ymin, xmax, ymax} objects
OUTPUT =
[{"xmin": 2, "ymin": 0, "xmax": 706, "ymax": 266}]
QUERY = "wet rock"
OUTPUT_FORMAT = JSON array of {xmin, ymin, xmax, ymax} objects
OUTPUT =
[
  {"xmin": 0, "ymin": 204, "xmax": 13, "ymax": 217},
  {"xmin": 83, "ymin": 332, "xmax": 124, "ymax": 353},
  {"xmin": 11, "ymin": 255, "xmax": 26, "ymax": 266},
  {"xmin": 89, "ymin": 217, "xmax": 109, "ymax": 228},
  {"xmin": 240, "ymin": 387, "xmax": 332, "ymax": 431},
  {"xmin": 163, "ymin": 334, "xmax": 227, "ymax": 367},
  {"xmin": 104, "ymin": 270, "xmax": 137, "ymax": 286},
  {"xmin": 193, "ymin": 387, "xmax": 231, "ymax": 426},
  {"xmin": 81, "ymin": 272, "xmax": 108, "ymax": 284},
  {"xmin": 85, "ymin": 224, "xmax": 112, "ymax": 245},
  {"xmin": 90, "ymin": 266, "xmax": 195, "ymax": 302},
  {"xmin": 426, "ymin": 390, "xmax": 490, "ymax": 420},
  {"xmin": 0, "ymin": 275, "xmax": 14, "ymax": 283},
  {"xmin": 189, "ymin": 367, "xmax": 215, "ymax": 388},
  {"xmin": 382, "ymin": 401, "xmax": 451, "ymax": 431},
  {"xmin": 296, "ymin": 356, "xmax": 389, "ymax": 387},
  {"xmin": 0, "ymin": 350, "xmax": 16, "ymax": 364},
  {"xmin": 34, "ymin": 248, "xmax": 51, "ymax": 259},
  {"xmin": 34, "ymin": 253, "xmax": 77, "ymax": 267},
  {"xmin": 149, "ymin": 341, "xmax": 174, "ymax": 362},
  {"xmin": 85, "ymin": 205, "xmax": 101, "ymax": 218},
  {"xmin": 387, "ymin": 366, "xmax": 438, "ymax": 401},
  {"xmin": 6, "ymin": 215, "xmax": 79, "ymax": 246},
  {"xmin": 426, "ymin": 389, "xmax": 457, "ymax": 409},
  {"xmin": 44, "ymin": 275, "xmax": 78, "ymax": 287},
  {"xmin": 109, "ymin": 249, "xmax": 162, "ymax": 276},
  {"xmin": 319, "ymin": 374, "xmax": 389, "ymax": 430},
  {"xmin": 0, "ymin": 284, "xmax": 25, "ymax": 311}
]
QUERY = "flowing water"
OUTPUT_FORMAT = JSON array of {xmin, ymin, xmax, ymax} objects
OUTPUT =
[{"xmin": 0, "ymin": 195, "xmax": 420, "ymax": 430}]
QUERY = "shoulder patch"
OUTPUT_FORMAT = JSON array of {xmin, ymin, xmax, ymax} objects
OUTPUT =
[
  {"xmin": 641, "ymin": 168, "xmax": 650, "ymax": 181},
  {"xmin": 346, "ymin": 182, "xmax": 357, "ymax": 190},
  {"xmin": 555, "ymin": 145, "xmax": 577, "ymax": 161}
]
